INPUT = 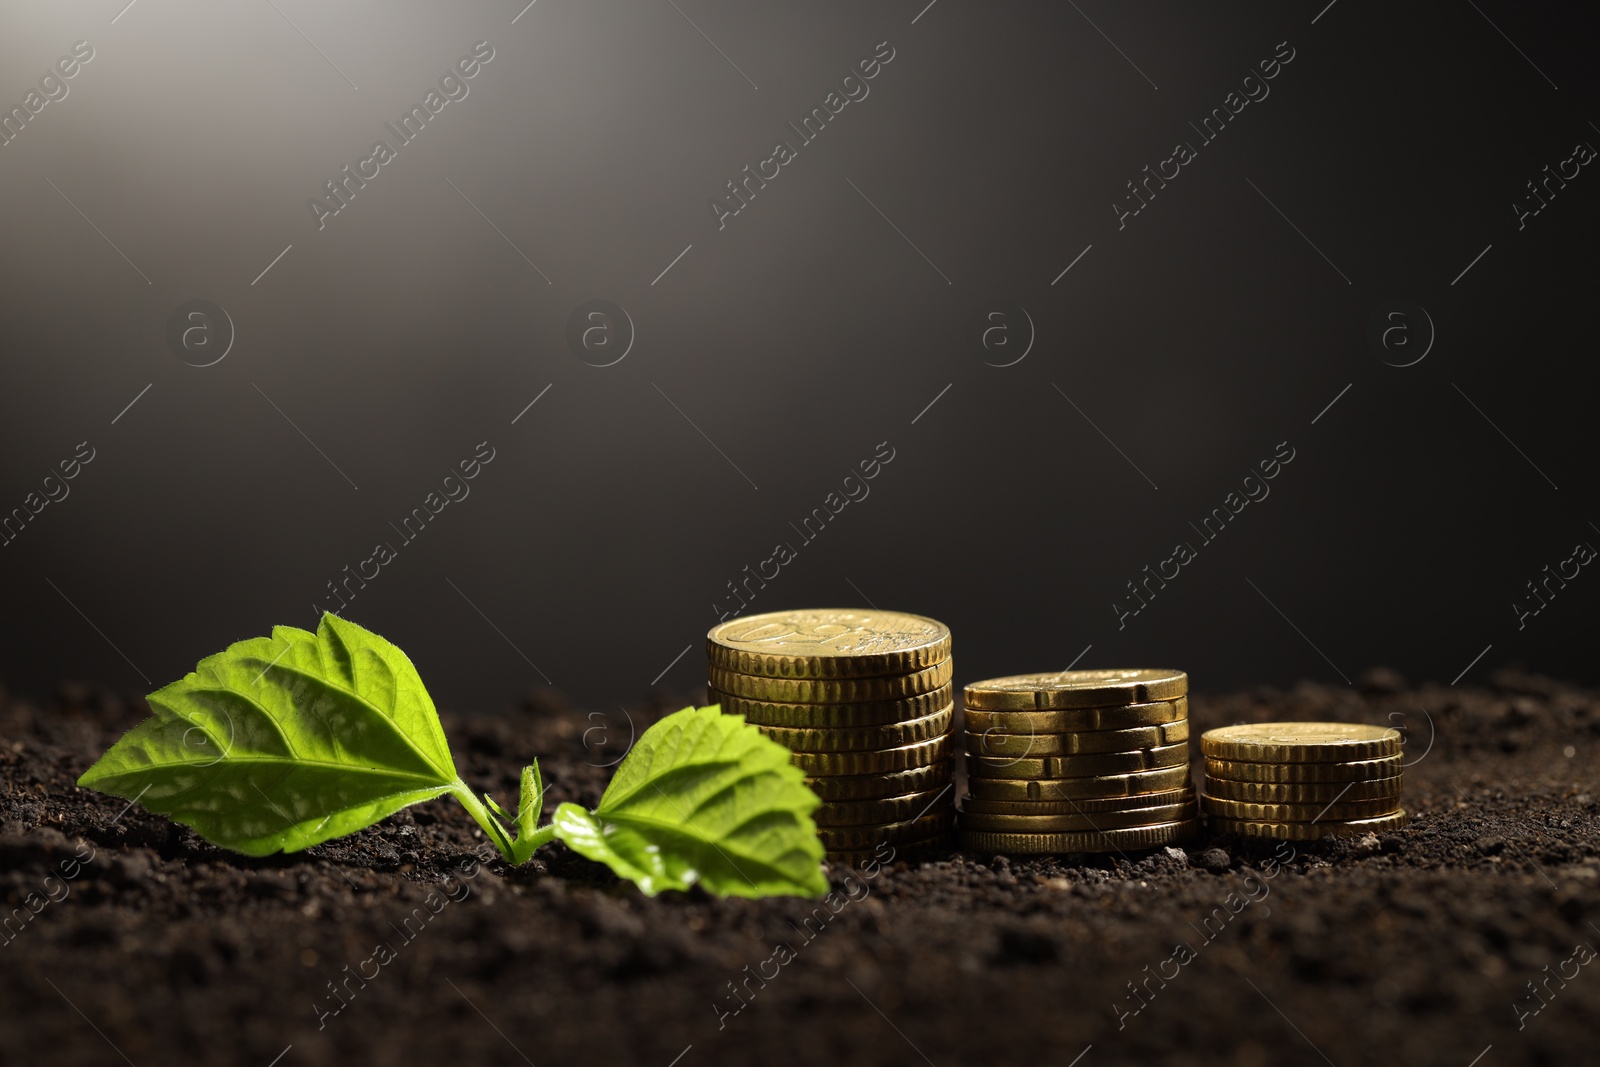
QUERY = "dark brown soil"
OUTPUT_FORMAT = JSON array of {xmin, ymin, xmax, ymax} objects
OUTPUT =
[{"xmin": 3, "ymin": 670, "xmax": 1598, "ymax": 1067}]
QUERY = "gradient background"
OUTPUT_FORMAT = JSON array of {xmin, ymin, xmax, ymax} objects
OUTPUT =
[{"xmin": 2, "ymin": 0, "xmax": 1595, "ymax": 715}]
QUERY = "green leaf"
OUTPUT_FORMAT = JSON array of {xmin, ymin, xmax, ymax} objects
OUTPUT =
[
  {"xmin": 78, "ymin": 614, "xmax": 461, "ymax": 856},
  {"xmin": 550, "ymin": 705, "xmax": 827, "ymax": 898}
]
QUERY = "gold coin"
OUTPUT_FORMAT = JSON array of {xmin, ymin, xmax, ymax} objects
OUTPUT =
[
  {"xmin": 1201, "ymin": 722, "xmax": 1401, "ymax": 763},
  {"xmin": 813, "ymin": 788, "xmax": 954, "ymax": 827},
  {"xmin": 707, "ymin": 609, "xmax": 951, "ymax": 678},
  {"xmin": 959, "ymin": 799, "xmax": 1197, "ymax": 833},
  {"xmin": 961, "ymin": 786, "xmax": 1194, "ymax": 816},
  {"xmin": 792, "ymin": 735, "xmax": 949, "ymax": 776},
  {"xmin": 964, "ymin": 697, "xmax": 1188, "ymax": 733},
  {"xmin": 805, "ymin": 761, "xmax": 953, "ymax": 801},
  {"xmin": 756, "ymin": 707, "xmax": 953, "ymax": 752},
  {"xmin": 709, "ymin": 660, "xmax": 952, "ymax": 703},
  {"xmin": 964, "ymin": 719, "xmax": 1189, "ymax": 758},
  {"xmin": 1209, "ymin": 810, "xmax": 1408, "ymax": 840},
  {"xmin": 966, "ymin": 742, "xmax": 1189, "ymax": 779},
  {"xmin": 714, "ymin": 685, "xmax": 954, "ymax": 727},
  {"xmin": 817, "ymin": 811, "xmax": 954, "ymax": 850},
  {"xmin": 1202, "ymin": 775, "xmax": 1403, "ymax": 804},
  {"xmin": 1201, "ymin": 795, "xmax": 1402, "ymax": 822},
  {"xmin": 958, "ymin": 818, "xmax": 1199, "ymax": 854},
  {"xmin": 1204, "ymin": 754, "xmax": 1403, "ymax": 783},
  {"xmin": 964, "ymin": 669, "xmax": 1187, "ymax": 711},
  {"xmin": 825, "ymin": 836, "xmax": 947, "ymax": 866},
  {"xmin": 965, "ymin": 765, "xmax": 1192, "ymax": 802}
]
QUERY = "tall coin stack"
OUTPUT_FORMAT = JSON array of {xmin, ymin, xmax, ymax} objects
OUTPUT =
[
  {"xmin": 706, "ymin": 609, "xmax": 956, "ymax": 862},
  {"xmin": 958, "ymin": 669, "xmax": 1200, "ymax": 854},
  {"xmin": 1201, "ymin": 723, "xmax": 1406, "ymax": 840}
]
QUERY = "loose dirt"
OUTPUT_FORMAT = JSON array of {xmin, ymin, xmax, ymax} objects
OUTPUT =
[{"xmin": 3, "ymin": 668, "xmax": 1597, "ymax": 1066}]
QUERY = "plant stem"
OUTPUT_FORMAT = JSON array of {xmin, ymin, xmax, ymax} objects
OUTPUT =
[
  {"xmin": 515, "ymin": 822, "xmax": 559, "ymax": 863},
  {"xmin": 449, "ymin": 781, "xmax": 518, "ymax": 862},
  {"xmin": 449, "ymin": 779, "xmax": 558, "ymax": 865}
]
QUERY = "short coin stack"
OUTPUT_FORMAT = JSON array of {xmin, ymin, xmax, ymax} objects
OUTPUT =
[
  {"xmin": 706, "ymin": 609, "xmax": 956, "ymax": 862},
  {"xmin": 958, "ymin": 669, "xmax": 1200, "ymax": 854},
  {"xmin": 1201, "ymin": 723, "xmax": 1406, "ymax": 840}
]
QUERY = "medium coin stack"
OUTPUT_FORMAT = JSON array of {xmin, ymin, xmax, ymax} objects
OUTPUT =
[
  {"xmin": 706, "ymin": 609, "xmax": 956, "ymax": 862},
  {"xmin": 958, "ymin": 669, "xmax": 1200, "ymax": 854},
  {"xmin": 1201, "ymin": 723, "xmax": 1407, "ymax": 840}
]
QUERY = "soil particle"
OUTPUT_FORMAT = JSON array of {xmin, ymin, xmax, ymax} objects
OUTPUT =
[{"xmin": 2, "ymin": 671, "xmax": 1598, "ymax": 1065}]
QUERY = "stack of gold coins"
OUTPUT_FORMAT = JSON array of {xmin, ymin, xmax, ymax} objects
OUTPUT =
[
  {"xmin": 957, "ymin": 669, "xmax": 1200, "ymax": 854},
  {"xmin": 1201, "ymin": 723, "xmax": 1406, "ymax": 840},
  {"xmin": 706, "ymin": 609, "xmax": 956, "ymax": 862}
]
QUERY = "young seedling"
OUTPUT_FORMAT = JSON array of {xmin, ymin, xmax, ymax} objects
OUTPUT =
[{"xmin": 78, "ymin": 614, "xmax": 827, "ymax": 898}]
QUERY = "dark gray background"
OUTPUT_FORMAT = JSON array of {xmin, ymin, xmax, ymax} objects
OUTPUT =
[{"xmin": 2, "ymin": 0, "xmax": 1595, "ymax": 713}]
